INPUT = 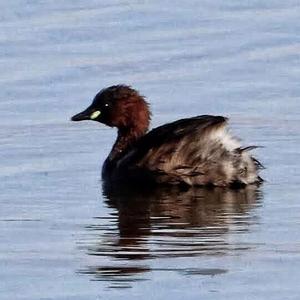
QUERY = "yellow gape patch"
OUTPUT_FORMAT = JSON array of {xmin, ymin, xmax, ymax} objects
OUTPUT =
[{"xmin": 90, "ymin": 111, "xmax": 101, "ymax": 119}]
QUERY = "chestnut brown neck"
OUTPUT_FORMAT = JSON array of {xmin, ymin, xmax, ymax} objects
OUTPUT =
[
  {"xmin": 107, "ymin": 92, "xmax": 151, "ymax": 161},
  {"xmin": 109, "ymin": 125, "xmax": 148, "ymax": 161}
]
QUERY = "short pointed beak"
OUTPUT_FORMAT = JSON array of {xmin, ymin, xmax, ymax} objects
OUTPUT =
[
  {"xmin": 71, "ymin": 108, "xmax": 91, "ymax": 121},
  {"xmin": 71, "ymin": 103, "xmax": 99, "ymax": 121},
  {"xmin": 71, "ymin": 102, "xmax": 102, "ymax": 122}
]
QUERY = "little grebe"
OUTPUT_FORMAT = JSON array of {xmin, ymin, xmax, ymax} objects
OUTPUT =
[{"xmin": 71, "ymin": 85, "xmax": 263, "ymax": 187}]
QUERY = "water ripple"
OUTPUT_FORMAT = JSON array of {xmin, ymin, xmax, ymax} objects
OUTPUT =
[{"xmin": 78, "ymin": 184, "xmax": 262, "ymax": 287}]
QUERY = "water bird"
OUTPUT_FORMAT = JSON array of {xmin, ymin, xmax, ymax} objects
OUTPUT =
[{"xmin": 71, "ymin": 85, "xmax": 263, "ymax": 187}]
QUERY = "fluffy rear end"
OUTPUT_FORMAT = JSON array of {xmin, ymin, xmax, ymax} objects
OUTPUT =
[
  {"xmin": 195, "ymin": 126, "xmax": 263, "ymax": 186},
  {"xmin": 151, "ymin": 122, "xmax": 262, "ymax": 187}
]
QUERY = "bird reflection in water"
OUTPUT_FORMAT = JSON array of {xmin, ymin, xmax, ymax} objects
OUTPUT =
[{"xmin": 79, "ymin": 182, "xmax": 262, "ymax": 288}]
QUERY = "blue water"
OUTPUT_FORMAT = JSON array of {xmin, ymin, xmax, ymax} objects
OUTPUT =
[{"xmin": 1, "ymin": 1, "xmax": 300, "ymax": 299}]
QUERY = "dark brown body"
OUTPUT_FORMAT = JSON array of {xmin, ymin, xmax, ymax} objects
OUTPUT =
[{"xmin": 72, "ymin": 85, "xmax": 263, "ymax": 187}]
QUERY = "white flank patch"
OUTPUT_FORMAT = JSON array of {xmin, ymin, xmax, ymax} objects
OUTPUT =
[{"xmin": 212, "ymin": 127, "xmax": 241, "ymax": 151}]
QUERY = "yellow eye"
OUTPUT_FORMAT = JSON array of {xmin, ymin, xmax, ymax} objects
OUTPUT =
[{"xmin": 90, "ymin": 110, "xmax": 101, "ymax": 119}]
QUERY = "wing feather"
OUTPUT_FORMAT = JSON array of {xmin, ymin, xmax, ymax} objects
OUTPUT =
[
  {"xmin": 116, "ymin": 115, "xmax": 261, "ymax": 186},
  {"xmin": 117, "ymin": 116, "xmax": 233, "ymax": 183}
]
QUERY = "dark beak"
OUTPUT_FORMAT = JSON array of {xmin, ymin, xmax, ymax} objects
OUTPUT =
[{"xmin": 71, "ymin": 107, "xmax": 93, "ymax": 121}]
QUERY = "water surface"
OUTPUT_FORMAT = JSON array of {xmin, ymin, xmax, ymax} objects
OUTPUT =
[{"xmin": 1, "ymin": 1, "xmax": 300, "ymax": 299}]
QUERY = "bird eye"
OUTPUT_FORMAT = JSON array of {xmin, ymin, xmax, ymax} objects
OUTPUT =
[{"xmin": 104, "ymin": 103, "xmax": 109, "ymax": 107}]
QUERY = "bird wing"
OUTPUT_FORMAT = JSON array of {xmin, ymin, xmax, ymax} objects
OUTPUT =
[{"xmin": 117, "ymin": 115, "xmax": 239, "ymax": 185}]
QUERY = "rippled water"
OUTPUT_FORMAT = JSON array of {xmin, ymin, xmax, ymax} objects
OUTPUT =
[
  {"xmin": 79, "ymin": 184, "xmax": 262, "ymax": 289},
  {"xmin": 1, "ymin": 1, "xmax": 300, "ymax": 299}
]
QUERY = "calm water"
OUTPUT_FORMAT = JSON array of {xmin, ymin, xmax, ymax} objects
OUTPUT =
[{"xmin": 1, "ymin": 1, "xmax": 300, "ymax": 299}]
